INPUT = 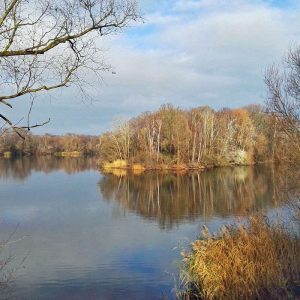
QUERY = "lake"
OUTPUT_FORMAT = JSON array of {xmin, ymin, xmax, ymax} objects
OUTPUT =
[{"xmin": 0, "ymin": 157, "xmax": 296, "ymax": 300}]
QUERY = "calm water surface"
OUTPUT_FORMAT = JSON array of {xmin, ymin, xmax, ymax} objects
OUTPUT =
[{"xmin": 0, "ymin": 157, "xmax": 296, "ymax": 300}]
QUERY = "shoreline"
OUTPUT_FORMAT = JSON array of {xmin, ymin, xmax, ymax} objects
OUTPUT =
[
  {"xmin": 0, "ymin": 154, "xmax": 269, "ymax": 171},
  {"xmin": 99, "ymin": 160, "xmax": 260, "ymax": 173}
]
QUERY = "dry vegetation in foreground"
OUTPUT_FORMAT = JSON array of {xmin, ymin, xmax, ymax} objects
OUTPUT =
[{"xmin": 180, "ymin": 210, "xmax": 300, "ymax": 300}]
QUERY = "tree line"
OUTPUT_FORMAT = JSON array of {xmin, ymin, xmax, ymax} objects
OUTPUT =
[
  {"xmin": 0, "ymin": 102, "xmax": 297, "ymax": 166},
  {"xmin": 0, "ymin": 131, "xmax": 99, "ymax": 156},
  {"xmin": 99, "ymin": 104, "xmax": 295, "ymax": 167}
]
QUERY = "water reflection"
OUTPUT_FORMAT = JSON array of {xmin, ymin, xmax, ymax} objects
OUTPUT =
[
  {"xmin": 99, "ymin": 166, "xmax": 297, "ymax": 229},
  {"xmin": 0, "ymin": 156, "xmax": 97, "ymax": 180},
  {"xmin": 0, "ymin": 159, "xmax": 299, "ymax": 299}
]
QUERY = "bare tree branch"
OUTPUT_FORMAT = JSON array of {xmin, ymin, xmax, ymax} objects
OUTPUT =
[
  {"xmin": 0, "ymin": 0, "xmax": 140, "ymax": 134},
  {"xmin": 265, "ymin": 45, "xmax": 300, "ymax": 154}
]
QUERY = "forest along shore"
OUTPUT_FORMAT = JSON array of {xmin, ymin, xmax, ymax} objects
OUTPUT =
[{"xmin": 1, "ymin": 104, "xmax": 298, "ymax": 169}]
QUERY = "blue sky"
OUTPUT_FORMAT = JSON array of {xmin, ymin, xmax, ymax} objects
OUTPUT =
[{"xmin": 5, "ymin": 0, "xmax": 300, "ymax": 135}]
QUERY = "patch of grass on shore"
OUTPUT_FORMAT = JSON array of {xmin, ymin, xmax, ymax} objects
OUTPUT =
[
  {"xmin": 103, "ymin": 159, "xmax": 128, "ymax": 169},
  {"xmin": 2, "ymin": 151, "xmax": 12, "ymax": 158},
  {"xmin": 100, "ymin": 159, "xmax": 209, "ymax": 171},
  {"xmin": 180, "ymin": 213, "xmax": 300, "ymax": 300},
  {"xmin": 54, "ymin": 151, "xmax": 82, "ymax": 157}
]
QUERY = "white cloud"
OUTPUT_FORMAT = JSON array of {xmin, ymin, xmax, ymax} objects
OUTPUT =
[{"xmin": 91, "ymin": 1, "xmax": 299, "ymax": 117}]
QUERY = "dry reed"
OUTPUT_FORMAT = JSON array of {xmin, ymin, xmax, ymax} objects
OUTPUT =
[
  {"xmin": 103, "ymin": 159, "xmax": 128, "ymax": 169},
  {"xmin": 180, "ymin": 213, "xmax": 300, "ymax": 300}
]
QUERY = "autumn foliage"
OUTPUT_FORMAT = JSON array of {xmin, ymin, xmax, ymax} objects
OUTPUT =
[
  {"xmin": 0, "ymin": 104, "xmax": 297, "ymax": 166},
  {"xmin": 98, "ymin": 104, "xmax": 288, "ymax": 167}
]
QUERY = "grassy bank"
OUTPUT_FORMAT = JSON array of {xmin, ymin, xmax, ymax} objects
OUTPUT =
[
  {"xmin": 98, "ymin": 159, "xmax": 229, "ymax": 173},
  {"xmin": 54, "ymin": 151, "xmax": 82, "ymax": 157},
  {"xmin": 180, "ymin": 211, "xmax": 300, "ymax": 300},
  {"xmin": 2, "ymin": 151, "xmax": 12, "ymax": 159}
]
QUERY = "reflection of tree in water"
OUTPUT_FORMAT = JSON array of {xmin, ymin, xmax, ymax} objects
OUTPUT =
[
  {"xmin": 99, "ymin": 166, "xmax": 299, "ymax": 230},
  {"xmin": 0, "ymin": 157, "xmax": 97, "ymax": 181}
]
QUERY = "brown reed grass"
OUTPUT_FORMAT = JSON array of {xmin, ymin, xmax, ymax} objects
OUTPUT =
[{"xmin": 180, "ymin": 213, "xmax": 300, "ymax": 300}]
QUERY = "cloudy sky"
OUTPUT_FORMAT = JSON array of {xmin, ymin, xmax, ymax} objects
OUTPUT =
[{"xmin": 6, "ymin": 0, "xmax": 300, "ymax": 134}]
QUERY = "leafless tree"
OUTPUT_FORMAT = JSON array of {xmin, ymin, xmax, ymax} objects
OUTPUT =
[
  {"xmin": 0, "ymin": 0, "xmax": 139, "ymax": 137},
  {"xmin": 265, "ymin": 45, "xmax": 300, "ymax": 152}
]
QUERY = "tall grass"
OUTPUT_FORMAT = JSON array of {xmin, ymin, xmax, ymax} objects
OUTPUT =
[
  {"xmin": 180, "ymin": 213, "xmax": 300, "ymax": 300},
  {"xmin": 103, "ymin": 159, "xmax": 128, "ymax": 169},
  {"xmin": 2, "ymin": 152, "xmax": 11, "ymax": 159},
  {"xmin": 54, "ymin": 151, "xmax": 82, "ymax": 157}
]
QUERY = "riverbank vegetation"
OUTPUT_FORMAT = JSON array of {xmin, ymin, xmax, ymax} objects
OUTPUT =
[
  {"xmin": 0, "ymin": 132, "xmax": 99, "ymax": 157},
  {"xmin": 1, "ymin": 101, "xmax": 298, "ymax": 170},
  {"xmin": 98, "ymin": 103, "xmax": 298, "ymax": 169},
  {"xmin": 179, "ymin": 211, "xmax": 300, "ymax": 300}
]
